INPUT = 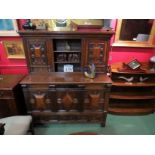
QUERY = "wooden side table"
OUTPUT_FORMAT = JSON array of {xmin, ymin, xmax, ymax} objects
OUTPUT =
[{"xmin": 0, "ymin": 74, "xmax": 26, "ymax": 118}]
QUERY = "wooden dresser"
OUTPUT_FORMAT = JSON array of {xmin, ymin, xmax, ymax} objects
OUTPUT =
[
  {"xmin": 19, "ymin": 30, "xmax": 114, "ymax": 126},
  {"xmin": 0, "ymin": 74, "xmax": 26, "ymax": 118}
]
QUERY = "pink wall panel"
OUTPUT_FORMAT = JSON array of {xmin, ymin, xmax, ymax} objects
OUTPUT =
[
  {"xmin": 109, "ymin": 47, "xmax": 155, "ymax": 64},
  {"xmin": 0, "ymin": 19, "xmax": 28, "ymax": 74},
  {"xmin": 0, "ymin": 36, "xmax": 28, "ymax": 74}
]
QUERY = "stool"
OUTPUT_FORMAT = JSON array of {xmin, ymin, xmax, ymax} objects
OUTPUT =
[{"xmin": 0, "ymin": 116, "xmax": 34, "ymax": 135}]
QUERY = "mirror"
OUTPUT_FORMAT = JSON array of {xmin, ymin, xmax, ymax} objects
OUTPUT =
[{"xmin": 113, "ymin": 19, "xmax": 155, "ymax": 47}]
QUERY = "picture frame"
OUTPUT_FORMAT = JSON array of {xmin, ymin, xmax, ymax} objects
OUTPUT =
[
  {"xmin": 30, "ymin": 19, "xmax": 47, "ymax": 30},
  {"xmin": 127, "ymin": 59, "xmax": 141, "ymax": 70},
  {"xmin": 72, "ymin": 19, "xmax": 104, "ymax": 29},
  {"xmin": 3, "ymin": 41, "xmax": 25, "ymax": 59},
  {"xmin": 0, "ymin": 19, "xmax": 19, "ymax": 36}
]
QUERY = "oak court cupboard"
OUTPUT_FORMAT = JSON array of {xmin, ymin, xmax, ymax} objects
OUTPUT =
[{"xmin": 18, "ymin": 30, "xmax": 114, "ymax": 126}]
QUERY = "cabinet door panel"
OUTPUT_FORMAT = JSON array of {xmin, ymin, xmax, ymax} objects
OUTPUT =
[
  {"xmin": 54, "ymin": 88, "xmax": 85, "ymax": 112},
  {"xmin": 85, "ymin": 40, "xmax": 109, "ymax": 72},
  {"xmin": 26, "ymin": 38, "xmax": 53, "ymax": 72},
  {"xmin": 23, "ymin": 87, "xmax": 56, "ymax": 112},
  {"xmin": 84, "ymin": 89, "xmax": 104, "ymax": 111}
]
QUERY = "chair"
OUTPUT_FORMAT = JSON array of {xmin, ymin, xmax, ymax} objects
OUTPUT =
[{"xmin": 0, "ymin": 115, "xmax": 34, "ymax": 135}]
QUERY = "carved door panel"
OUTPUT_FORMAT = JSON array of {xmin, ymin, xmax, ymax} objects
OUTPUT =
[
  {"xmin": 22, "ymin": 85, "xmax": 56, "ymax": 113},
  {"xmin": 54, "ymin": 86, "xmax": 85, "ymax": 112},
  {"xmin": 84, "ymin": 85, "xmax": 104, "ymax": 111},
  {"xmin": 26, "ymin": 38, "xmax": 53, "ymax": 72},
  {"xmin": 84, "ymin": 39, "xmax": 109, "ymax": 72}
]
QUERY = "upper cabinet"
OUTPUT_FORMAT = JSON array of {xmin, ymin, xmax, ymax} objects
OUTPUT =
[
  {"xmin": 113, "ymin": 19, "xmax": 155, "ymax": 48},
  {"xmin": 18, "ymin": 30, "xmax": 114, "ymax": 73}
]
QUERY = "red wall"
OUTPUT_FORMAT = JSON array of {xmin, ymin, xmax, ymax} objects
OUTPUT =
[
  {"xmin": 0, "ymin": 19, "xmax": 28, "ymax": 74},
  {"xmin": 0, "ymin": 19, "xmax": 155, "ymax": 75},
  {"xmin": 109, "ymin": 19, "xmax": 155, "ymax": 64}
]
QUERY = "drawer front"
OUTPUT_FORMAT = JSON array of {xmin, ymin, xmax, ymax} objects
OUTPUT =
[{"xmin": 0, "ymin": 90, "xmax": 14, "ymax": 99}]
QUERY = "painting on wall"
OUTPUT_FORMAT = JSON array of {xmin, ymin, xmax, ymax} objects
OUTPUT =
[
  {"xmin": 0, "ymin": 19, "xmax": 19, "ymax": 36},
  {"xmin": 3, "ymin": 41, "xmax": 25, "ymax": 59}
]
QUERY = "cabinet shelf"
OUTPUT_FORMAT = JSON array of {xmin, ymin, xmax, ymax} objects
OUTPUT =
[
  {"xmin": 112, "ymin": 82, "xmax": 155, "ymax": 87},
  {"xmin": 110, "ymin": 62, "xmax": 155, "ymax": 115},
  {"xmin": 112, "ymin": 68, "xmax": 155, "ymax": 75},
  {"xmin": 108, "ymin": 107, "xmax": 154, "ymax": 115},
  {"xmin": 110, "ymin": 92, "xmax": 155, "ymax": 100}
]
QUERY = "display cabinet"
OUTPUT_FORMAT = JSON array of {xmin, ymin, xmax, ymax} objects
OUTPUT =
[
  {"xmin": 19, "ymin": 30, "xmax": 114, "ymax": 126},
  {"xmin": 109, "ymin": 62, "xmax": 155, "ymax": 115},
  {"xmin": 19, "ymin": 30, "xmax": 113, "ymax": 72}
]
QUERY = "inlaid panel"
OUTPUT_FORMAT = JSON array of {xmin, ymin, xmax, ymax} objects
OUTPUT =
[
  {"xmin": 28, "ymin": 39, "xmax": 48, "ymax": 66},
  {"xmin": 55, "ymin": 88, "xmax": 84, "ymax": 112},
  {"xmin": 87, "ymin": 40, "xmax": 107, "ymax": 65}
]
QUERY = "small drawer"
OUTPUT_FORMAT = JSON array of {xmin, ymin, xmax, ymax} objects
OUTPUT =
[{"xmin": 0, "ymin": 90, "xmax": 14, "ymax": 99}]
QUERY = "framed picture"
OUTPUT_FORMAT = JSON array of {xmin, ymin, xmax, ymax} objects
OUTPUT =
[
  {"xmin": 3, "ymin": 41, "xmax": 25, "ymax": 59},
  {"xmin": 127, "ymin": 59, "xmax": 141, "ymax": 70},
  {"xmin": 0, "ymin": 19, "xmax": 19, "ymax": 36},
  {"xmin": 72, "ymin": 19, "xmax": 104, "ymax": 29},
  {"xmin": 31, "ymin": 19, "xmax": 47, "ymax": 30}
]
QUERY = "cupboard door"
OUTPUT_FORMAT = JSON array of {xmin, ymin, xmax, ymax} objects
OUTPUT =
[
  {"xmin": 25, "ymin": 38, "xmax": 53, "ymax": 72},
  {"xmin": 54, "ymin": 86, "xmax": 85, "ymax": 112},
  {"xmin": 22, "ymin": 85, "xmax": 56, "ymax": 113},
  {"xmin": 84, "ymin": 39, "xmax": 109, "ymax": 72},
  {"xmin": 84, "ymin": 85, "xmax": 105, "ymax": 111}
]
